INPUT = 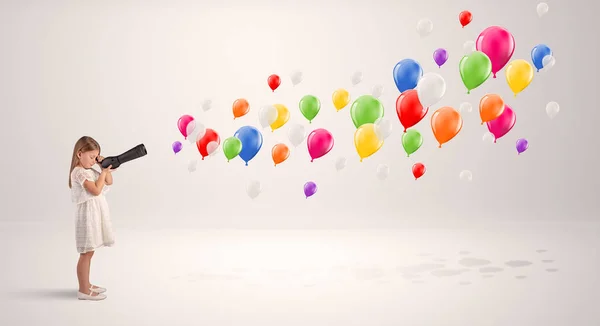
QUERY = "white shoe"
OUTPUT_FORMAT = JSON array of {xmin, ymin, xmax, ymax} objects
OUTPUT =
[
  {"xmin": 78, "ymin": 289, "xmax": 106, "ymax": 301},
  {"xmin": 90, "ymin": 285, "xmax": 106, "ymax": 294}
]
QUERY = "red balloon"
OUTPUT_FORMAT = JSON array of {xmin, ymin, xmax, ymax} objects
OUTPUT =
[
  {"xmin": 267, "ymin": 74, "xmax": 281, "ymax": 92},
  {"xmin": 412, "ymin": 163, "xmax": 426, "ymax": 180},
  {"xmin": 459, "ymin": 10, "xmax": 472, "ymax": 28},
  {"xmin": 196, "ymin": 128, "xmax": 220, "ymax": 160},
  {"xmin": 396, "ymin": 89, "xmax": 428, "ymax": 132}
]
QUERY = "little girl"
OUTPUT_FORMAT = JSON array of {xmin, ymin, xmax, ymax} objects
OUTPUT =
[{"xmin": 68, "ymin": 136, "xmax": 115, "ymax": 301}]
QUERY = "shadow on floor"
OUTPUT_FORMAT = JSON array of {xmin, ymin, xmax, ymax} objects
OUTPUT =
[{"xmin": 6, "ymin": 288, "xmax": 76, "ymax": 301}]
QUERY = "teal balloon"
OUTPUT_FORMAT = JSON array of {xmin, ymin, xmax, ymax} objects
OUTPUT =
[
  {"xmin": 401, "ymin": 129, "xmax": 423, "ymax": 156},
  {"xmin": 299, "ymin": 95, "xmax": 321, "ymax": 123},
  {"xmin": 350, "ymin": 95, "xmax": 384, "ymax": 128},
  {"xmin": 459, "ymin": 51, "xmax": 492, "ymax": 94}
]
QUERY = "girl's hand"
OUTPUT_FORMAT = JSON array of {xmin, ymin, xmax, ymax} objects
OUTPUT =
[
  {"xmin": 96, "ymin": 155, "xmax": 105, "ymax": 165},
  {"xmin": 102, "ymin": 165, "xmax": 114, "ymax": 173}
]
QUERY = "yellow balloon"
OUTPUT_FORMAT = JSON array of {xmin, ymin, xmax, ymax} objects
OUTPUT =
[
  {"xmin": 332, "ymin": 88, "xmax": 350, "ymax": 111},
  {"xmin": 354, "ymin": 123, "xmax": 383, "ymax": 162},
  {"xmin": 270, "ymin": 104, "xmax": 289, "ymax": 131},
  {"xmin": 505, "ymin": 59, "xmax": 534, "ymax": 96}
]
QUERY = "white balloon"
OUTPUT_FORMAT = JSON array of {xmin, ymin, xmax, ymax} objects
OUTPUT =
[
  {"xmin": 537, "ymin": 2, "xmax": 549, "ymax": 17},
  {"xmin": 459, "ymin": 102, "xmax": 473, "ymax": 113},
  {"xmin": 187, "ymin": 122, "xmax": 206, "ymax": 144},
  {"xmin": 290, "ymin": 70, "xmax": 303, "ymax": 86},
  {"xmin": 463, "ymin": 40, "xmax": 476, "ymax": 55},
  {"xmin": 459, "ymin": 170, "xmax": 473, "ymax": 182},
  {"xmin": 540, "ymin": 55, "xmax": 555, "ymax": 72},
  {"xmin": 351, "ymin": 71, "xmax": 363, "ymax": 85},
  {"xmin": 416, "ymin": 73, "xmax": 446, "ymax": 108},
  {"xmin": 482, "ymin": 132, "xmax": 495, "ymax": 143},
  {"xmin": 371, "ymin": 84, "xmax": 384, "ymax": 98},
  {"xmin": 258, "ymin": 105, "xmax": 278, "ymax": 129},
  {"xmin": 416, "ymin": 18, "xmax": 433, "ymax": 37},
  {"xmin": 546, "ymin": 101, "xmax": 559, "ymax": 119},
  {"xmin": 335, "ymin": 157, "xmax": 346, "ymax": 171},
  {"xmin": 201, "ymin": 99, "xmax": 212, "ymax": 112},
  {"xmin": 207, "ymin": 141, "xmax": 219, "ymax": 156},
  {"xmin": 287, "ymin": 123, "xmax": 306, "ymax": 147},
  {"xmin": 376, "ymin": 164, "xmax": 390, "ymax": 180},
  {"xmin": 246, "ymin": 180, "xmax": 262, "ymax": 199},
  {"xmin": 188, "ymin": 160, "xmax": 198, "ymax": 173},
  {"xmin": 374, "ymin": 117, "xmax": 393, "ymax": 140}
]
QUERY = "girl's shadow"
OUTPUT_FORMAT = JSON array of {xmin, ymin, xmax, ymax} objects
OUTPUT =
[{"xmin": 7, "ymin": 288, "xmax": 76, "ymax": 301}]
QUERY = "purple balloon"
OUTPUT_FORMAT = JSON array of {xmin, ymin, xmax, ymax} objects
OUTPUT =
[
  {"xmin": 304, "ymin": 181, "xmax": 317, "ymax": 198},
  {"xmin": 433, "ymin": 48, "xmax": 448, "ymax": 67},
  {"xmin": 172, "ymin": 141, "xmax": 183, "ymax": 154},
  {"xmin": 516, "ymin": 138, "xmax": 528, "ymax": 154}
]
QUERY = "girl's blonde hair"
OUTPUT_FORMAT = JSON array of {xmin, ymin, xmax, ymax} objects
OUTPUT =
[{"xmin": 69, "ymin": 136, "xmax": 101, "ymax": 188}]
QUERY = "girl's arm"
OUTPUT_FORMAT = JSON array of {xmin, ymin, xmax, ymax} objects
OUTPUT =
[
  {"xmin": 83, "ymin": 170, "xmax": 108, "ymax": 196},
  {"xmin": 105, "ymin": 170, "xmax": 113, "ymax": 185}
]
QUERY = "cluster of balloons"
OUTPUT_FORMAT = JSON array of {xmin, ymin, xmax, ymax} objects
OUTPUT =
[{"xmin": 176, "ymin": 114, "xmax": 219, "ymax": 159}]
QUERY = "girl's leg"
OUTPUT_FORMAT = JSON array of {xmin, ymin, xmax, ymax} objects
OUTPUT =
[{"xmin": 77, "ymin": 251, "xmax": 99, "ymax": 295}]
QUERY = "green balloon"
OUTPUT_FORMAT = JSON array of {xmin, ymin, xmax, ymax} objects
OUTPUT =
[
  {"xmin": 459, "ymin": 51, "xmax": 492, "ymax": 94},
  {"xmin": 350, "ymin": 95, "xmax": 384, "ymax": 128},
  {"xmin": 222, "ymin": 136, "xmax": 242, "ymax": 162},
  {"xmin": 299, "ymin": 95, "xmax": 321, "ymax": 123},
  {"xmin": 402, "ymin": 129, "xmax": 423, "ymax": 157}
]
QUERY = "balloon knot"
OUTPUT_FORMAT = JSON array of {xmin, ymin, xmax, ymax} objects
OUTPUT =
[
  {"xmin": 360, "ymin": 159, "xmax": 363, "ymax": 162},
  {"xmin": 403, "ymin": 129, "xmax": 407, "ymax": 133},
  {"xmin": 202, "ymin": 157, "xmax": 205, "ymax": 160},
  {"xmin": 274, "ymin": 164, "xmax": 277, "ymax": 167},
  {"xmin": 438, "ymin": 144, "xmax": 442, "ymax": 148},
  {"xmin": 494, "ymin": 139, "xmax": 497, "ymax": 143},
  {"xmin": 245, "ymin": 162, "xmax": 248, "ymax": 166},
  {"xmin": 310, "ymin": 159, "xmax": 314, "ymax": 162},
  {"xmin": 467, "ymin": 90, "xmax": 470, "ymax": 94},
  {"xmin": 493, "ymin": 74, "xmax": 497, "ymax": 78},
  {"xmin": 481, "ymin": 121, "xmax": 484, "ymax": 125}
]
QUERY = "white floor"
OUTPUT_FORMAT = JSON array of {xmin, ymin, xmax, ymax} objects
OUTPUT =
[{"xmin": 1, "ymin": 221, "xmax": 599, "ymax": 326}]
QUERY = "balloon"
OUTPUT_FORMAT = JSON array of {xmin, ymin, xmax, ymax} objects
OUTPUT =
[
  {"xmin": 396, "ymin": 89, "xmax": 427, "ymax": 132},
  {"xmin": 459, "ymin": 102, "xmax": 473, "ymax": 113},
  {"xmin": 479, "ymin": 94, "xmax": 505, "ymax": 124},
  {"xmin": 537, "ymin": 2, "xmax": 549, "ymax": 17},
  {"xmin": 172, "ymin": 141, "xmax": 182, "ymax": 154},
  {"xmin": 463, "ymin": 40, "xmax": 476, "ymax": 55},
  {"xmin": 531, "ymin": 44, "xmax": 552, "ymax": 72},
  {"xmin": 304, "ymin": 181, "xmax": 317, "ymax": 198},
  {"xmin": 475, "ymin": 26, "xmax": 515, "ymax": 78},
  {"xmin": 376, "ymin": 164, "xmax": 390, "ymax": 180},
  {"xmin": 271, "ymin": 143, "xmax": 290, "ymax": 166},
  {"xmin": 332, "ymin": 88, "xmax": 351, "ymax": 111},
  {"xmin": 247, "ymin": 180, "xmax": 262, "ymax": 199},
  {"xmin": 207, "ymin": 141, "xmax": 219, "ymax": 157},
  {"xmin": 401, "ymin": 129, "xmax": 423, "ymax": 157},
  {"xmin": 416, "ymin": 72, "xmax": 446, "ymax": 108},
  {"xmin": 351, "ymin": 71, "xmax": 363, "ymax": 85},
  {"xmin": 416, "ymin": 18, "xmax": 433, "ymax": 37},
  {"xmin": 350, "ymin": 95, "xmax": 384, "ymax": 129},
  {"xmin": 546, "ymin": 101, "xmax": 559, "ymax": 119},
  {"xmin": 201, "ymin": 99, "xmax": 212, "ymax": 112},
  {"xmin": 540, "ymin": 55, "xmax": 555, "ymax": 72},
  {"xmin": 234, "ymin": 126, "xmax": 263, "ymax": 166},
  {"xmin": 196, "ymin": 128, "xmax": 220, "ymax": 160},
  {"xmin": 433, "ymin": 48, "xmax": 448, "ymax": 67},
  {"xmin": 187, "ymin": 122, "xmax": 205, "ymax": 144},
  {"xmin": 299, "ymin": 95, "xmax": 321, "ymax": 123},
  {"xmin": 506, "ymin": 59, "xmax": 534, "ymax": 96},
  {"xmin": 486, "ymin": 104, "xmax": 516, "ymax": 142},
  {"xmin": 459, "ymin": 10, "xmax": 473, "ymax": 27},
  {"xmin": 187, "ymin": 159, "xmax": 197, "ymax": 173},
  {"xmin": 371, "ymin": 84, "xmax": 384, "ymax": 98},
  {"xmin": 287, "ymin": 123, "xmax": 306, "ymax": 147},
  {"xmin": 222, "ymin": 136, "xmax": 243, "ymax": 162},
  {"xmin": 232, "ymin": 98, "xmax": 250, "ymax": 119},
  {"xmin": 459, "ymin": 51, "xmax": 492, "ymax": 93},
  {"xmin": 307, "ymin": 128, "xmax": 334, "ymax": 162},
  {"xmin": 516, "ymin": 138, "xmax": 529, "ymax": 155},
  {"xmin": 354, "ymin": 123, "xmax": 383, "ymax": 162},
  {"xmin": 270, "ymin": 104, "xmax": 290, "ymax": 131},
  {"xmin": 290, "ymin": 70, "xmax": 303, "ymax": 86},
  {"xmin": 482, "ymin": 132, "xmax": 495, "ymax": 143},
  {"xmin": 374, "ymin": 117, "xmax": 393, "ymax": 140},
  {"xmin": 431, "ymin": 106, "xmax": 463, "ymax": 148},
  {"xmin": 412, "ymin": 163, "xmax": 426, "ymax": 180},
  {"xmin": 335, "ymin": 157, "xmax": 346, "ymax": 171},
  {"xmin": 393, "ymin": 59, "xmax": 423, "ymax": 92},
  {"xmin": 177, "ymin": 114, "xmax": 195, "ymax": 139},
  {"xmin": 459, "ymin": 170, "xmax": 473, "ymax": 181},
  {"xmin": 258, "ymin": 105, "xmax": 278, "ymax": 129},
  {"xmin": 267, "ymin": 74, "xmax": 281, "ymax": 92}
]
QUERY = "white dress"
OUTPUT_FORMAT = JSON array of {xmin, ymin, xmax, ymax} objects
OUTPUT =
[{"xmin": 71, "ymin": 166, "xmax": 115, "ymax": 253}]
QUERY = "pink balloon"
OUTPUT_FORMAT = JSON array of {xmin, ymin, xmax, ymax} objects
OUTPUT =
[
  {"xmin": 177, "ymin": 115, "xmax": 194, "ymax": 139},
  {"xmin": 307, "ymin": 128, "xmax": 334, "ymax": 162},
  {"xmin": 475, "ymin": 26, "xmax": 515, "ymax": 78},
  {"xmin": 486, "ymin": 105, "xmax": 516, "ymax": 142}
]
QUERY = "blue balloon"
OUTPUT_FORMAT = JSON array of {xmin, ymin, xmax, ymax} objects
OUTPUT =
[
  {"xmin": 234, "ymin": 126, "xmax": 263, "ymax": 166},
  {"xmin": 531, "ymin": 44, "xmax": 552, "ymax": 72},
  {"xmin": 393, "ymin": 59, "xmax": 423, "ymax": 93}
]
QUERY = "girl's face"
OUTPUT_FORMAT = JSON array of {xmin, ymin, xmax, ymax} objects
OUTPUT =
[{"xmin": 78, "ymin": 149, "xmax": 99, "ymax": 169}]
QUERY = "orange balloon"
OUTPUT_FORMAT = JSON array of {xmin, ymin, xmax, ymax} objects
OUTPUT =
[
  {"xmin": 479, "ymin": 94, "xmax": 504, "ymax": 124},
  {"xmin": 232, "ymin": 98, "xmax": 250, "ymax": 119},
  {"xmin": 271, "ymin": 143, "xmax": 290, "ymax": 166},
  {"xmin": 431, "ymin": 106, "xmax": 463, "ymax": 148}
]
